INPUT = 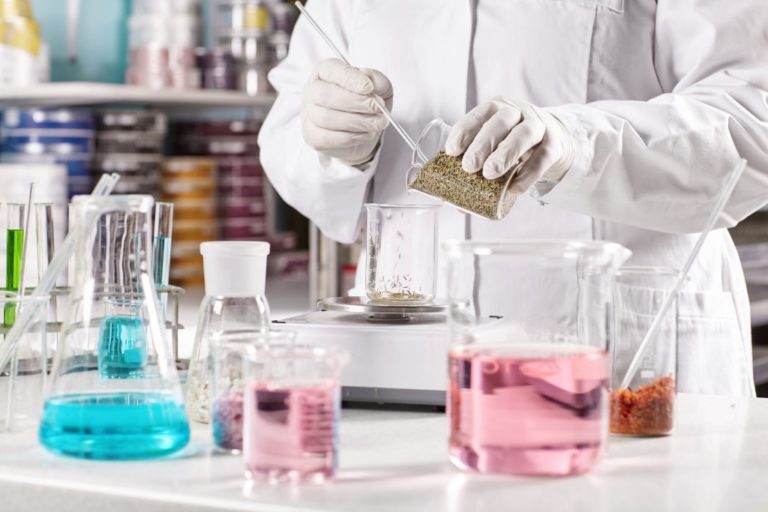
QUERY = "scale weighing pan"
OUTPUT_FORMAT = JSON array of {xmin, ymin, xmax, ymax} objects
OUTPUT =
[{"xmin": 316, "ymin": 296, "xmax": 447, "ymax": 324}]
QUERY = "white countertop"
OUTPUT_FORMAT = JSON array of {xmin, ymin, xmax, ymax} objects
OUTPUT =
[{"xmin": 1, "ymin": 394, "xmax": 767, "ymax": 512}]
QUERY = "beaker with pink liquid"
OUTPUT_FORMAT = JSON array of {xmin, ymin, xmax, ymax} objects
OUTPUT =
[
  {"xmin": 444, "ymin": 240, "xmax": 631, "ymax": 476},
  {"xmin": 243, "ymin": 343, "xmax": 348, "ymax": 483}
]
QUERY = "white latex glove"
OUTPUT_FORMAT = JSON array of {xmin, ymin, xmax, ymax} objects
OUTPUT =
[
  {"xmin": 445, "ymin": 96, "xmax": 575, "ymax": 194},
  {"xmin": 302, "ymin": 58, "xmax": 394, "ymax": 166}
]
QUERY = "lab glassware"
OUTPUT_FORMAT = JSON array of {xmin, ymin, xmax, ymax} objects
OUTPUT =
[
  {"xmin": 364, "ymin": 204, "xmax": 439, "ymax": 305},
  {"xmin": 153, "ymin": 201, "xmax": 173, "ymax": 290},
  {"xmin": 406, "ymin": 119, "xmax": 528, "ymax": 220},
  {"xmin": 5, "ymin": 203, "xmax": 26, "ymax": 325},
  {"xmin": 610, "ymin": 267, "xmax": 678, "ymax": 436},
  {"xmin": 210, "ymin": 330, "xmax": 297, "ymax": 452},
  {"xmin": 38, "ymin": 195, "xmax": 190, "ymax": 460},
  {"xmin": 0, "ymin": 293, "xmax": 48, "ymax": 432},
  {"xmin": 444, "ymin": 240, "xmax": 631, "ymax": 476},
  {"xmin": 186, "ymin": 241, "xmax": 271, "ymax": 423},
  {"xmin": 243, "ymin": 343, "xmax": 348, "ymax": 483}
]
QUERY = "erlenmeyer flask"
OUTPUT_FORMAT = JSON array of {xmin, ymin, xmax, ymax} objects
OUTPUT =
[{"xmin": 39, "ymin": 195, "xmax": 190, "ymax": 460}]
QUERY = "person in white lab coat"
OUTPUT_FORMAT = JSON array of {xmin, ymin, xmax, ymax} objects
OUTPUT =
[{"xmin": 258, "ymin": 0, "xmax": 768, "ymax": 396}]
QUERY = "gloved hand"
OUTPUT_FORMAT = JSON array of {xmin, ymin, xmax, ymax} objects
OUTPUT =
[
  {"xmin": 445, "ymin": 96, "xmax": 575, "ymax": 194},
  {"xmin": 302, "ymin": 58, "xmax": 394, "ymax": 166}
]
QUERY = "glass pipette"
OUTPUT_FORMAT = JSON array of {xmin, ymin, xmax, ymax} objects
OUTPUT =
[{"xmin": 293, "ymin": 1, "xmax": 428, "ymax": 164}]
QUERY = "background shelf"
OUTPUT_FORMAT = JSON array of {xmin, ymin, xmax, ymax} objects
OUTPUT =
[{"xmin": 0, "ymin": 83, "xmax": 276, "ymax": 109}]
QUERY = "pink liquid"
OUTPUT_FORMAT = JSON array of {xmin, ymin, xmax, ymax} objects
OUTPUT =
[
  {"xmin": 449, "ymin": 344, "xmax": 609, "ymax": 476},
  {"xmin": 243, "ymin": 380, "xmax": 339, "ymax": 482}
]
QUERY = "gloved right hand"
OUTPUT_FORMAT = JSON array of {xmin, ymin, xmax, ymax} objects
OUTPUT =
[{"xmin": 302, "ymin": 59, "xmax": 393, "ymax": 166}]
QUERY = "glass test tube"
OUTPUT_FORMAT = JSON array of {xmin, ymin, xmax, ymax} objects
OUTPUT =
[
  {"xmin": 153, "ymin": 202, "xmax": 174, "ymax": 311},
  {"xmin": 153, "ymin": 202, "xmax": 173, "ymax": 288},
  {"xmin": 5, "ymin": 204, "xmax": 26, "ymax": 325},
  {"xmin": 36, "ymin": 204, "xmax": 58, "ymax": 347},
  {"xmin": 35, "ymin": 204, "xmax": 55, "ymax": 281}
]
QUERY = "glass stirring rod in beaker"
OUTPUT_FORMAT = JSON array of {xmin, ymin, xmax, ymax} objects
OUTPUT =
[
  {"xmin": 153, "ymin": 202, "xmax": 174, "ymax": 311},
  {"xmin": 293, "ymin": 1, "xmax": 428, "ymax": 164},
  {"xmin": 619, "ymin": 159, "xmax": 748, "ymax": 390}
]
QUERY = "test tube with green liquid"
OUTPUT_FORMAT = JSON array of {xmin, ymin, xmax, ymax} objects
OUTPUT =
[
  {"xmin": 5, "ymin": 203, "xmax": 25, "ymax": 326},
  {"xmin": 153, "ymin": 202, "xmax": 173, "ymax": 310}
]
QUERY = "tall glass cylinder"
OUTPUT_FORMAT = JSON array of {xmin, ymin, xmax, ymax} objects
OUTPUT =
[
  {"xmin": 35, "ymin": 203, "xmax": 55, "ymax": 281},
  {"xmin": 153, "ymin": 202, "xmax": 173, "ymax": 289},
  {"xmin": 5, "ymin": 203, "xmax": 26, "ymax": 325},
  {"xmin": 444, "ymin": 240, "xmax": 631, "ymax": 476},
  {"xmin": 365, "ymin": 204, "xmax": 439, "ymax": 305}
]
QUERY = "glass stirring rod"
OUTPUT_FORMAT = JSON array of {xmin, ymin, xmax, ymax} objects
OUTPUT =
[{"xmin": 293, "ymin": 1, "xmax": 429, "ymax": 164}]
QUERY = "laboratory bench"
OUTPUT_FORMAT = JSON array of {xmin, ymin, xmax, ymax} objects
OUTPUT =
[{"xmin": 0, "ymin": 394, "xmax": 767, "ymax": 512}]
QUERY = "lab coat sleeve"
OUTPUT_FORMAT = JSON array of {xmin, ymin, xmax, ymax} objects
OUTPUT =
[
  {"xmin": 257, "ymin": 0, "xmax": 378, "ymax": 244},
  {"xmin": 535, "ymin": 0, "xmax": 768, "ymax": 234}
]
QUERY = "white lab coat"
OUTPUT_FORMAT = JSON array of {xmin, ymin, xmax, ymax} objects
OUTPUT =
[{"xmin": 258, "ymin": 0, "xmax": 768, "ymax": 396}]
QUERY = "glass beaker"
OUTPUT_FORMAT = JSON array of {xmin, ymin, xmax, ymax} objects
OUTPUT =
[
  {"xmin": 0, "ymin": 292, "xmax": 48, "ymax": 432},
  {"xmin": 39, "ymin": 195, "xmax": 190, "ymax": 460},
  {"xmin": 610, "ymin": 267, "xmax": 678, "ymax": 436},
  {"xmin": 406, "ymin": 119, "xmax": 527, "ymax": 220},
  {"xmin": 186, "ymin": 241, "xmax": 271, "ymax": 424},
  {"xmin": 243, "ymin": 343, "xmax": 349, "ymax": 483},
  {"xmin": 210, "ymin": 330, "xmax": 296, "ymax": 453},
  {"xmin": 364, "ymin": 204, "xmax": 439, "ymax": 305},
  {"xmin": 444, "ymin": 240, "xmax": 631, "ymax": 476}
]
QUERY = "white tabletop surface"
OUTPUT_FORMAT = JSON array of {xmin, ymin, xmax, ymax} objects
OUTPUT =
[{"xmin": 1, "ymin": 393, "xmax": 767, "ymax": 512}]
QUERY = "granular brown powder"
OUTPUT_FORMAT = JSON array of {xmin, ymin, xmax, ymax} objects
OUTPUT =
[
  {"xmin": 610, "ymin": 375, "xmax": 675, "ymax": 436},
  {"xmin": 408, "ymin": 151, "xmax": 512, "ymax": 220}
]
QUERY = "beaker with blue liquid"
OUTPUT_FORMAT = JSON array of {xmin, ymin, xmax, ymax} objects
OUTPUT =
[{"xmin": 38, "ymin": 195, "xmax": 190, "ymax": 460}]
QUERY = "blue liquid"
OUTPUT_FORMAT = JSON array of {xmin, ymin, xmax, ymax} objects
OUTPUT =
[
  {"xmin": 153, "ymin": 235, "xmax": 172, "ymax": 288},
  {"xmin": 39, "ymin": 392, "xmax": 190, "ymax": 460},
  {"xmin": 98, "ymin": 316, "xmax": 147, "ymax": 379}
]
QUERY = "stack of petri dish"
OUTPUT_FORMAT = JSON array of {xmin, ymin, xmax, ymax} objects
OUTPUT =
[
  {"xmin": 269, "ymin": 1, "xmax": 298, "ymax": 62},
  {"xmin": 161, "ymin": 157, "xmax": 217, "ymax": 288},
  {"xmin": 171, "ymin": 118, "xmax": 306, "ymax": 277},
  {"xmin": 0, "ymin": 108, "xmax": 94, "ymax": 198},
  {"xmin": 172, "ymin": 120, "xmax": 269, "ymax": 240},
  {"xmin": 126, "ymin": 0, "xmax": 201, "ymax": 89},
  {"xmin": 93, "ymin": 110, "xmax": 167, "ymax": 198},
  {"xmin": 213, "ymin": 0, "xmax": 276, "ymax": 96},
  {"xmin": 195, "ymin": 47, "xmax": 239, "ymax": 91}
]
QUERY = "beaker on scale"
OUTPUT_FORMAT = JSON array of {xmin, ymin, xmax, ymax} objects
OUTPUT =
[{"xmin": 38, "ymin": 195, "xmax": 190, "ymax": 460}]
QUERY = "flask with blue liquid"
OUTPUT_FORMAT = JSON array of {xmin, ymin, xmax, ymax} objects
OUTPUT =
[{"xmin": 38, "ymin": 195, "xmax": 190, "ymax": 460}]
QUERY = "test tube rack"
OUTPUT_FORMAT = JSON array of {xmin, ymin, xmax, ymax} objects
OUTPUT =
[{"xmin": 0, "ymin": 284, "xmax": 187, "ymax": 366}]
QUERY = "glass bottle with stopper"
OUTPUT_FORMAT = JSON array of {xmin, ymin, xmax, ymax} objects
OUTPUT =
[
  {"xmin": 38, "ymin": 195, "xmax": 190, "ymax": 460},
  {"xmin": 186, "ymin": 241, "xmax": 271, "ymax": 423}
]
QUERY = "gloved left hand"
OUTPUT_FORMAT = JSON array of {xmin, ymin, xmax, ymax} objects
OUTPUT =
[{"xmin": 445, "ymin": 96, "xmax": 575, "ymax": 194}]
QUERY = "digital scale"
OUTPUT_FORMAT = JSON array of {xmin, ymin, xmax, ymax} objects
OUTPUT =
[{"xmin": 273, "ymin": 297, "xmax": 449, "ymax": 407}]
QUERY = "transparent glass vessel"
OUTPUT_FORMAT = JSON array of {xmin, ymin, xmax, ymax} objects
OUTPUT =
[
  {"xmin": 38, "ymin": 195, "xmax": 190, "ymax": 460},
  {"xmin": 364, "ymin": 204, "xmax": 439, "ymax": 305},
  {"xmin": 243, "ymin": 342, "xmax": 348, "ymax": 483},
  {"xmin": 444, "ymin": 240, "xmax": 631, "ymax": 476},
  {"xmin": 0, "ymin": 292, "xmax": 48, "ymax": 432},
  {"xmin": 406, "ymin": 119, "xmax": 527, "ymax": 220},
  {"xmin": 210, "ymin": 330, "xmax": 296, "ymax": 453},
  {"xmin": 610, "ymin": 267, "xmax": 678, "ymax": 436},
  {"xmin": 185, "ymin": 241, "xmax": 271, "ymax": 423}
]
